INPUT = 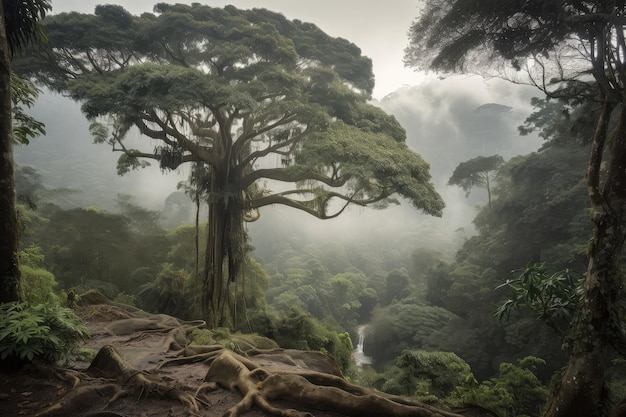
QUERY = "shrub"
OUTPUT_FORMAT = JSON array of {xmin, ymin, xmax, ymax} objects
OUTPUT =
[
  {"xmin": 74, "ymin": 279, "xmax": 120, "ymax": 300},
  {"xmin": 113, "ymin": 292, "xmax": 137, "ymax": 306},
  {"xmin": 188, "ymin": 327, "xmax": 233, "ymax": 346},
  {"xmin": 395, "ymin": 350, "xmax": 474, "ymax": 398},
  {"xmin": 19, "ymin": 245, "xmax": 60, "ymax": 305},
  {"xmin": 20, "ymin": 264, "xmax": 59, "ymax": 305},
  {"xmin": 269, "ymin": 306, "xmax": 355, "ymax": 374},
  {"xmin": 0, "ymin": 302, "xmax": 90, "ymax": 365},
  {"xmin": 138, "ymin": 263, "xmax": 190, "ymax": 318},
  {"xmin": 451, "ymin": 356, "xmax": 549, "ymax": 417},
  {"xmin": 189, "ymin": 328, "xmax": 214, "ymax": 345}
]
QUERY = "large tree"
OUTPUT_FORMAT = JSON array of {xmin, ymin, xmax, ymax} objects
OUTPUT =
[
  {"xmin": 0, "ymin": 0, "xmax": 50, "ymax": 303},
  {"xmin": 18, "ymin": 4, "xmax": 444, "ymax": 326},
  {"xmin": 406, "ymin": 1, "xmax": 626, "ymax": 416}
]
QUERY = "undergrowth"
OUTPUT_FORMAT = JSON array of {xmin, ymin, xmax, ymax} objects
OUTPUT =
[{"xmin": 0, "ymin": 302, "xmax": 90, "ymax": 364}]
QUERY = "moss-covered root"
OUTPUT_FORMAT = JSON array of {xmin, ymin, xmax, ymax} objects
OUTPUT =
[{"xmin": 201, "ymin": 349, "xmax": 464, "ymax": 417}]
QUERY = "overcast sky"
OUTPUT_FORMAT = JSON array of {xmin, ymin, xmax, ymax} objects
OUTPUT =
[{"xmin": 52, "ymin": 0, "xmax": 425, "ymax": 99}]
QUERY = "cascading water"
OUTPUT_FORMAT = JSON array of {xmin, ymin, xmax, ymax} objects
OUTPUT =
[
  {"xmin": 356, "ymin": 333, "xmax": 365, "ymax": 353},
  {"xmin": 353, "ymin": 325, "xmax": 372, "ymax": 367}
]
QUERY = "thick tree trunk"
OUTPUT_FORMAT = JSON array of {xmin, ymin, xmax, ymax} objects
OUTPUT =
[
  {"xmin": 203, "ymin": 191, "xmax": 228, "ymax": 328},
  {"xmin": 0, "ymin": 3, "xmax": 20, "ymax": 304},
  {"xmin": 201, "ymin": 160, "xmax": 247, "ymax": 328},
  {"xmin": 544, "ymin": 98, "xmax": 626, "ymax": 417}
]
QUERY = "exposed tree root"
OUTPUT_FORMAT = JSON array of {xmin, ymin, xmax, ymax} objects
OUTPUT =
[
  {"xmin": 34, "ymin": 382, "xmax": 122, "ymax": 417},
  {"xmin": 23, "ymin": 296, "xmax": 480, "ymax": 417},
  {"xmin": 157, "ymin": 344, "xmax": 225, "ymax": 369},
  {"xmin": 199, "ymin": 349, "xmax": 464, "ymax": 417},
  {"xmin": 27, "ymin": 360, "xmax": 84, "ymax": 389},
  {"xmin": 34, "ymin": 345, "xmax": 200, "ymax": 417},
  {"xmin": 36, "ymin": 344, "xmax": 466, "ymax": 417}
]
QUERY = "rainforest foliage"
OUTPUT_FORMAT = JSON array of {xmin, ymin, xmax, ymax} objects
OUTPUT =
[
  {"xmin": 7, "ymin": 1, "xmax": 626, "ymax": 416},
  {"xmin": 407, "ymin": 1, "xmax": 626, "ymax": 415},
  {"xmin": 12, "ymin": 88, "xmax": 625, "ymax": 414}
]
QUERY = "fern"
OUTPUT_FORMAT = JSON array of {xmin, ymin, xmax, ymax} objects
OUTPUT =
[{"xmin": 0, "ymin": 302, "xmax": 90, "ymax": 364}]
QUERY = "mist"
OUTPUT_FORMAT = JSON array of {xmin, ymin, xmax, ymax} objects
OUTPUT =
[
  {"xmin": 15, "ymin": 74, "xmax": 544, "ymax": 264},
  {"xmin": 22, "ymin": 1, "xmax": 545, "ymax": 260},
  {"xmin": 249, "ymin": 75, "xmax": 543, "ymax": 260},
  {"xmin": 14, "ymin": 90, "xmax": 186, "ymax": 211}
]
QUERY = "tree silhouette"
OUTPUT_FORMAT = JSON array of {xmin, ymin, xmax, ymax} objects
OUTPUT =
[{"xmin": 448, "ymin": 155, "xmax": 503, "ymax": 209}]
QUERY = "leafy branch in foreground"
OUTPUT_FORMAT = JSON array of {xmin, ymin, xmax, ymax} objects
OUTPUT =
[
  {"xmin": 495, "ymin": 263, "xmax": 582, "ymax": 338},
  {"xmin": 11, "ymin": 72, "xmax": 45, "ymax": 145}
]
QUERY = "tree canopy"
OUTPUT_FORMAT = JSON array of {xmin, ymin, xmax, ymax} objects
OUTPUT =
[
  {"xmin": 405, "ymin": 0, "xmax": 598, "ymax": 77},
  {"xmin": 21, "ymin": 3, "xmax": 444, "ymax": 217},
  {"xmin": 17, "ymin": 3, "xmax": 443, "ymax": 325}
]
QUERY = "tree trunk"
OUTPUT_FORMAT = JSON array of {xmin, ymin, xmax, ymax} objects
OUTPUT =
[
  {"xmin": 201, "ymin": 161, "xmax": 247, "ymax": 328},
  {"xmin": 544, "ymin": 98, "xmax": 626, "ymax": 417},
  {"xmin": 0, "ymin": 2, "xmax": 20, "ymax": 304},
  {"xmin": 203, "ymin": 187, "xmax": 228, "ymax": 328},
  {"xmin": 485, "ymin": 174, "xmax": 492, "ymax": 210}
]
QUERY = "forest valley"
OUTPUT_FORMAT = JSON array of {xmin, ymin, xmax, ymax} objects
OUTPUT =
[{"xmin": 3, "ymin": 1, "xmax": 626, "ymax": 417}]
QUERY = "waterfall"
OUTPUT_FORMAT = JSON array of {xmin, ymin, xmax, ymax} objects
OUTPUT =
[
  {"xmin": 356, "ymin": 333, "xmax": 365, "ymax": 353},
  {"xmin": 353, "ymin": 325, "xmax": 372, "ymax": 367}
]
